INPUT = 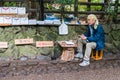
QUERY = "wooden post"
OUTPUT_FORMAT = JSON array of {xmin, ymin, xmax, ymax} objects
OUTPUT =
[
  {"xmin": 114, "ymin": 0, "xmax": 118, "ymax": 23},
  {"xmin": 24, "ymin": 0, "xmax": 29, "ymax": 13},
  {"xmin": 39, "ymin": 0, "xmax": 44, "ymax": 20},
  {"xmin": 74, "ymin": 0, "xmax": 78, "ymax": 17},
  {"xmin": 88, "ymin": 0, "xmax": 91, "ymax": 13},
  {"xmin": 61, "ymin": 5, "xmax": 64, "ymax": 20},
  {"xmin": 0, "ymin": 0, "xmax": 3, "ymax": 6}
]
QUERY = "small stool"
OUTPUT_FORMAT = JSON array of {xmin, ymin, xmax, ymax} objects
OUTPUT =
[{"xmin": 91, "ymin": 49, "xmax": 103, "ymax": 60}]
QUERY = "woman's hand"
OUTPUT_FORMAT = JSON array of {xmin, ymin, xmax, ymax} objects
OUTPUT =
[{"xmin": 80, "ymin": 34, "xmax": 87, "ymax": 40}]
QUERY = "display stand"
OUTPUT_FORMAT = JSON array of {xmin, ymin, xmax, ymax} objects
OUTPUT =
[{"xmin": 58, "ymin": 41, "xmax": 77, "ymax": 61}]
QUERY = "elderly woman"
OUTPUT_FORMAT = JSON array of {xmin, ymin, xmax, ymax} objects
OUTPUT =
[{"xmin": 75, "ymin": 14, "xmax": 105, "ymax": 66}]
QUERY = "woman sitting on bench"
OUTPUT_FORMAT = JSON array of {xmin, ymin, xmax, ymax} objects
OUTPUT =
[{"xmin": 75, "ymin": 14, "xmax": 105, "ymax": 66}]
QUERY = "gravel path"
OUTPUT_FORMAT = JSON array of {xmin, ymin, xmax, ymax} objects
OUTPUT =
[
  {"xmin": 1, "ymin": 67, "xmax": 120, "ymax": 80},
  {"xmin": 0, "ymin": 53, "xmax": 120, "ymax": 80}
]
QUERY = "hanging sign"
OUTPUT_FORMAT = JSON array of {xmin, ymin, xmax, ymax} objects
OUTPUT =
[{"xmin": 59, "ymin": 20, "xmax": 68, "ymax": 35}]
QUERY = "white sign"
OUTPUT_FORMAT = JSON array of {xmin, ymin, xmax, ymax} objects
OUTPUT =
[
  {"xmin": 15, "ymin": 38, "xmax": 33, "ymax": 45},
  {"xmin": 0, "ymin": 42, "xmax": 8, "ymax": 48},
  {"xmin": 36, "ymin": 41, "xmax": 54, "ymax": 47}
]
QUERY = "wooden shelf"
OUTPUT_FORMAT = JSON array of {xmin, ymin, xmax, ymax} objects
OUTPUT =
[
  {"xmin": 0, "ymin": 24, "xmax": 12, "ymax": 26},
  {"xmin": 0, "ymin": 13, "xmax": 17, "ymax": 15},
  {"xmin": 0, "ymin": 23, "xmax": 88, "ymax": 27}
]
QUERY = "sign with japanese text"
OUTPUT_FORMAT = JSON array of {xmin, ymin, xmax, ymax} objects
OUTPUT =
[
  {"xmin": 36, "ymin": 41, "xmax": 54, "ymax": 47},
  {"xmin": 0, "ymin": 42, "xmax": 8, "ymax": 48},
  {"xmin": 15, "ymin": 38, "xmax": 33, "ymax": 45}
]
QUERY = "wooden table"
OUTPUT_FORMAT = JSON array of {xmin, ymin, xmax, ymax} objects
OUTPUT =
[{"xmin": 58, "ymin": 41, "xmax": 77, "ymax": 61}]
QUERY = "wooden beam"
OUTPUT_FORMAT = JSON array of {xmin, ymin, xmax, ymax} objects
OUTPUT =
[
  {"xmin": 78, "ymin": 2, "xmax": 106, "ymax": 5},
  {"xmin": 1, "ymin": 0, "xmax": 24, "ymax": 2},
  {"xmin": 74, "ymin": 0, "xmax": 78, "ymax": 17},
  {"xmin": 39, "ymin": 0, "xmax": 44, "ymax": 20}
]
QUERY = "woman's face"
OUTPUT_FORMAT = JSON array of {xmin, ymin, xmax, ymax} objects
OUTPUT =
[{"xmin": 87, "ymin": 18, "xmax": 95, "ymax": 26}]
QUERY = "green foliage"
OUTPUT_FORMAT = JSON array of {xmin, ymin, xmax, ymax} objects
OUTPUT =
[
  {"xmin": 18, "ymin": 45, "xmax": 37, "ymax": 58},
  {"xmin": 53, "ymin": 0, "xmax": 75, "ymax": 5},
  {"xmin": 105, "ymin": 3, "xmax": 115, "ymax": 15},
  {"xmin": 78, "ymin": 5, "xmax": 87, "ymax": 11},
  {"xmin": 118, "ymin": 7, "xmax": 120, "ymax": 12},
  {"xmin": 91, "ymin": 0, "xmax": 102, "ymax": 11},
  {"xmin": 91, "ymin": 6, "xmax": 102, "ymax": 11},
  {"xmin": 105, "ymin": 1, "xmax": 116, "ymax": 23},
  {"xmin": 78, "ymin": 0, "xmax": 102, "ymax": 11},
  {"xmin": 4, "ymin": 2, "xmax": 17, "ymax": 7},
  {"xmin": 78, "ymin": 0, "xmax": 87, "ymax": 2},
  {"xmin": 64, "ymin": 5, "xmax": 74, "ymax": 11},
  {"xmin": 91, "ymin": 0, "xmax": 103, "ymax": 3},
  {"xmin": 46, "ymin": 32, "xmax": 58, "ymax": 41},
  {"xmin": 37, "ymin": 47, "xmax": 54, "ymax": 56},
  {"xmin": 44, "ymin": 3, "xmax": 52, "ymax": 10}
]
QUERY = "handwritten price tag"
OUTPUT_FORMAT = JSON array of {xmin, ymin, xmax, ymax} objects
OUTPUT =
[
  {"xmin": 36, "ymin": 41, "xmax": 54, "ymax": 47},
  {"xmin": 0, "ymin": 42, "xmax": 8, "ymax": 48},
  {"xmin": 15, "ymin": 38, "xmax": 33, "ymax": 45}
]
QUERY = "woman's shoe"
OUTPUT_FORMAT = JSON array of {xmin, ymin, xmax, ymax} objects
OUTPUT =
[
  {"xmin": 74, "ymin": 52, "xmax": 83, "ymax": 58},
  {"xmin": 79, "ymin": 60, "xmax": 90, "ymax": 66}
]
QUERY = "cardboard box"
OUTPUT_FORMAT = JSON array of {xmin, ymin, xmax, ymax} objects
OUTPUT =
[
  {"xmin": 12, "ymin": 17, "xmax": 21, "ymax": 25},
  {"xmin": 53, "ymin": 20, "xmax": 61, "ymax": 24},
  {"xmin": 28, "ymin": 19, "xmax": 37, "ymax": 25},
  {"xmin": 1, "ymin": 7, "xmax": 10, "ymax": 14},
  {"xmin": 9, "ymin": 7, "xmax": 18, "ymax": 14},
  {"xmin": 0, "ymin": 7, "xmax": 2, "ymax": 14},
  {"xmin": 44, "ymin": 20, "xmax": 53, "ymax": 24},
  {"xmin": 18, "ymin": 7, "xmax": 26, "ymax": 14},
  {"xmin": 37, "ymin": 21, "xmax": 44, "ymax": 25},
  {"xmin": 0, "ymin": 16, "xmax": 4, "ymax": 24},
  {"xmin": 3, "ymin": 16, "xmax": 12, "ymax": 24},
  {"xmin": 20, "ymin": 17, "xmax": 28, "ymax": 25}
]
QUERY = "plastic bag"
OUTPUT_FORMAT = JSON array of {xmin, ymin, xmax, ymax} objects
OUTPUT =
[{"xmin": 59, "ymin": 20, "xmax": 68, "ymax": 35}]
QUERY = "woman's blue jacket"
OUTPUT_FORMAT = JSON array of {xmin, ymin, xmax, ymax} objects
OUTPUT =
[{"xmin": 84, "ymin": 23, "xmax": 105, "ymax": 50}]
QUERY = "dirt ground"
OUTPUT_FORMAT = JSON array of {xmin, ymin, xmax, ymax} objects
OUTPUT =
[
  {"xmin": 1, "ymin": 67, "xmax": 120, "ymax": 80},
  {"xmin": 0, "ymin": 68, "xmax": 120, "ymax": 80},
  {"xmin": 0, "ymin": 53, "xmax": 120, "ymax": 80}
]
